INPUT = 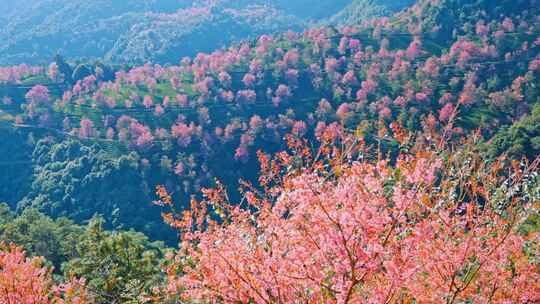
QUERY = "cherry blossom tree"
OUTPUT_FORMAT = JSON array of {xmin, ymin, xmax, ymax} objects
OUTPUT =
[
  {"xmin": 0, "ymin": 243, "xmax": 88, "ymax": 303},
  {"xmin": 406, "ymin": 38, "xmax": 422, "ymax": 60},
  {"xmin": 0, "ymin": 243, "xmax": 51, "ymax": 303},
  {"xmin": 143, "ymin": 95, "xmax": 154, "ymax": 108},
  {"xmin": 48, "ymin": 62, "xmax": 62, "ymax": 83},
  {"xmin": 130, "ymin": 121, "xmax": 154, "ymax": 149},
  {"xmin": 234, "ymin": 145, "xmax": 249, "ymax": 163},
  {"xmin": 25, "ymin": 85, "xmax": 51, "ymax": 118},
  {"xmin": 176, "ymin": 94, "xmax": 189, "ymax": 107},
  {"xmin": 25, "ymin": 85, "xmax": 50, "ymax": 105},
  {"xmin": 78, "ymin": 118, "xmax": 96, "ymax": 139},
  {"xmin": 249, "ymin": 115, "xmax": 263, "ymax": 132},
  {"xmin": 275, "ymin": 84, "xmax": 291, "ymax": 100},
  {"xmin": 154, "ymin": 104, "xmax": 165, "ymax": 116},
  {"xmin": 336, "ymin": 102, "xmax": 351, "ymax": 120},
  {"xmin": 0, "ymin": 64, "xmax": 42, "ymax": 84},
  {"xmin": 219, "ymin": 71, "xmax": 232, "ymax": 88},
  {"xmin": 291, "ymin": 120, "xmax": 307, "ymax": 137},
  {"xmin": 341, "ymin": 70, "xmax": 358, "ymax": 87},
  {"xmin": 439, "ymin": 102, "xmax": 456, "ymax": 122},
  {"xmin": 156, "ymin": 130, "xmax": 540, "ymax": 304},
  {"xmin": 242, "ymin": 73, "xmax": 256, "ymax": 88},
  {"xmin": 172, "ymin": 122, "xmax": 196, "ymax": 147},
  {"xmin": 236, "ymin": 90, "xmax": 257, "ymax": 104}
]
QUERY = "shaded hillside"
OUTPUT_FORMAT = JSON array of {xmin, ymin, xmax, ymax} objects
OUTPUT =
[
  {"xmin": 0, "ymin": 128, "xmax": 33, "ymax": 209},
  {"xmin": 324, "ymin": 0, "xmax": 416, "ymax": 26},
  {"xmin": 0, "ymin": 0, "xmax": 414, "ymax": 65}
]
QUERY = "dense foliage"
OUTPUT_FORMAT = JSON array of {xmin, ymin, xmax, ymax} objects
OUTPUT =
[
  {"xmin": 18, "ymin": 138, "xmax": 170, "ymax": 240},
  {"xmin": 62, "ymin": 217, "xmax": 169, "ymax": 303},
  {"xmin": 484, "ymin": 103, "xmax": 540, "ymax": 159},
  {"xmin": 0, "ymin": 204, "xmax": 169, "ymax": 303},
  {"xmin": 0, "ymin": 128, "xmax": 33, "ymax": 208},
  {"xmin": 323, "ymin": 0, "xmax": 415, "ymax": 26},
  {"xmin": 0, "ymin": 204, "xmax": 83, "ymax": 271}
]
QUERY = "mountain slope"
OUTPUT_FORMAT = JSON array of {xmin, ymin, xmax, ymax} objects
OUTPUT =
[
  {"xmin": 324, "ymin": 0, "xmax": 415, "ymax": 26},
  {"xmin": 0, "ymin": 0, "xmax": 413, "ymax": 65},
  {"xmin": 104, "ymin": 4, "xmax": 304, "ymax": 64}
]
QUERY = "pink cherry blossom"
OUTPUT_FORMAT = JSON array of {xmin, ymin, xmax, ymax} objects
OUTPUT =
[
  {"xmin": 439, "ymin": 102, "xmax": 455, "ymax": 122},
  {"xmin": 406, "ymin": 38, "xmax": 422, "ymax": 60},
  {"xmin": 341, "ymin": 70, "xmax": 358, "ymax": 86},
  {"xmin": 143, "ymin": 95, "xmax": 153, "ymax": 108},
  {"xmin": 154, "ymin": 104, "xmax": 165, "ymax": 116},
  {"xmin": 275, "ymin": 84, "xmax": 291, "ymax": 99},
  {"xmin": 158, "ymin": 137, "xmax": 540, "ymax": 304},
  {"xmin": 249, "ymin": 115, "xmax": 263, "ymax": 131},
  {"xmin": 172, "ymin": 122, "xmax": 195, "ymax": 147},
  {"xmin": 236, "ymin": 90, "xmax": 257, "ymax": 104},
  {"xmin": 25, "ymin": 85, "xmax": 49, "ymax": 105},
  {"xmin": 78, "ymin": 118, "xmax": 95, "ymax": 139},
  {"xmin": 291, "ymin": 120, "xmax": 307, "ymax": 137},
  {"xmin": 242, "ymin": 73, "xmax": 256, "ymax": 88},
  {"xmin": 176, "ymin": 94, "xmax": 189, "ymax": 107},
  {"xmin": 234, "ymin": 145, "xmax": 249, "ymax": 163},
  {"xmin": 336, "ymin": 103, "xmax": 351, "ymax": 120}
]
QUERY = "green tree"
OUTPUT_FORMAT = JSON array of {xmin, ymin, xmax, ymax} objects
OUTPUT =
[
  {"xmin": 0, "ymin": 206, "xmax": 83, "ymax": 271},
  {"xmin": 19, "ymin": 138, "xmax": 171, "ymax": 242},
  {"xmin": 54, "ymin": 53, "xmax": 74, "ymax": 84},
  {"xmin": 484, "ymin": 103, "xmax": 540, "ymax": 160},
  {"xmin": 0, "ymin": 203, "xmax": 15, "ymax": 226},
  {"xmin": 0, "ymin": 129, "xmax": 32, "ymax": 209},
  {"xmin": 62, "ymin": 216, "xmax": 170, "ymax": 304},
  {"xmin": 71, "ymin": 64, "xmax": 93, "ymax": 83}
]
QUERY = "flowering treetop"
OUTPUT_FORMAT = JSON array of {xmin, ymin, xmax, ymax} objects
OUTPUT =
[{"xmin": 155, "ymin": 126, "xmax": 540, "ymax": 303}]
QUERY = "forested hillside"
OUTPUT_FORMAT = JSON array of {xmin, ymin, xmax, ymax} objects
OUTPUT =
[
  {"xmin": 323, "ymin": 0, "xmax": 415, "ymax": 26},
  {"xmin": 0, "ymin": 0, "xmax": 538, "ymax": 302},
  {"xmin": 0, "ymin": 0, "xmax": 411, "ymax": 65}
]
